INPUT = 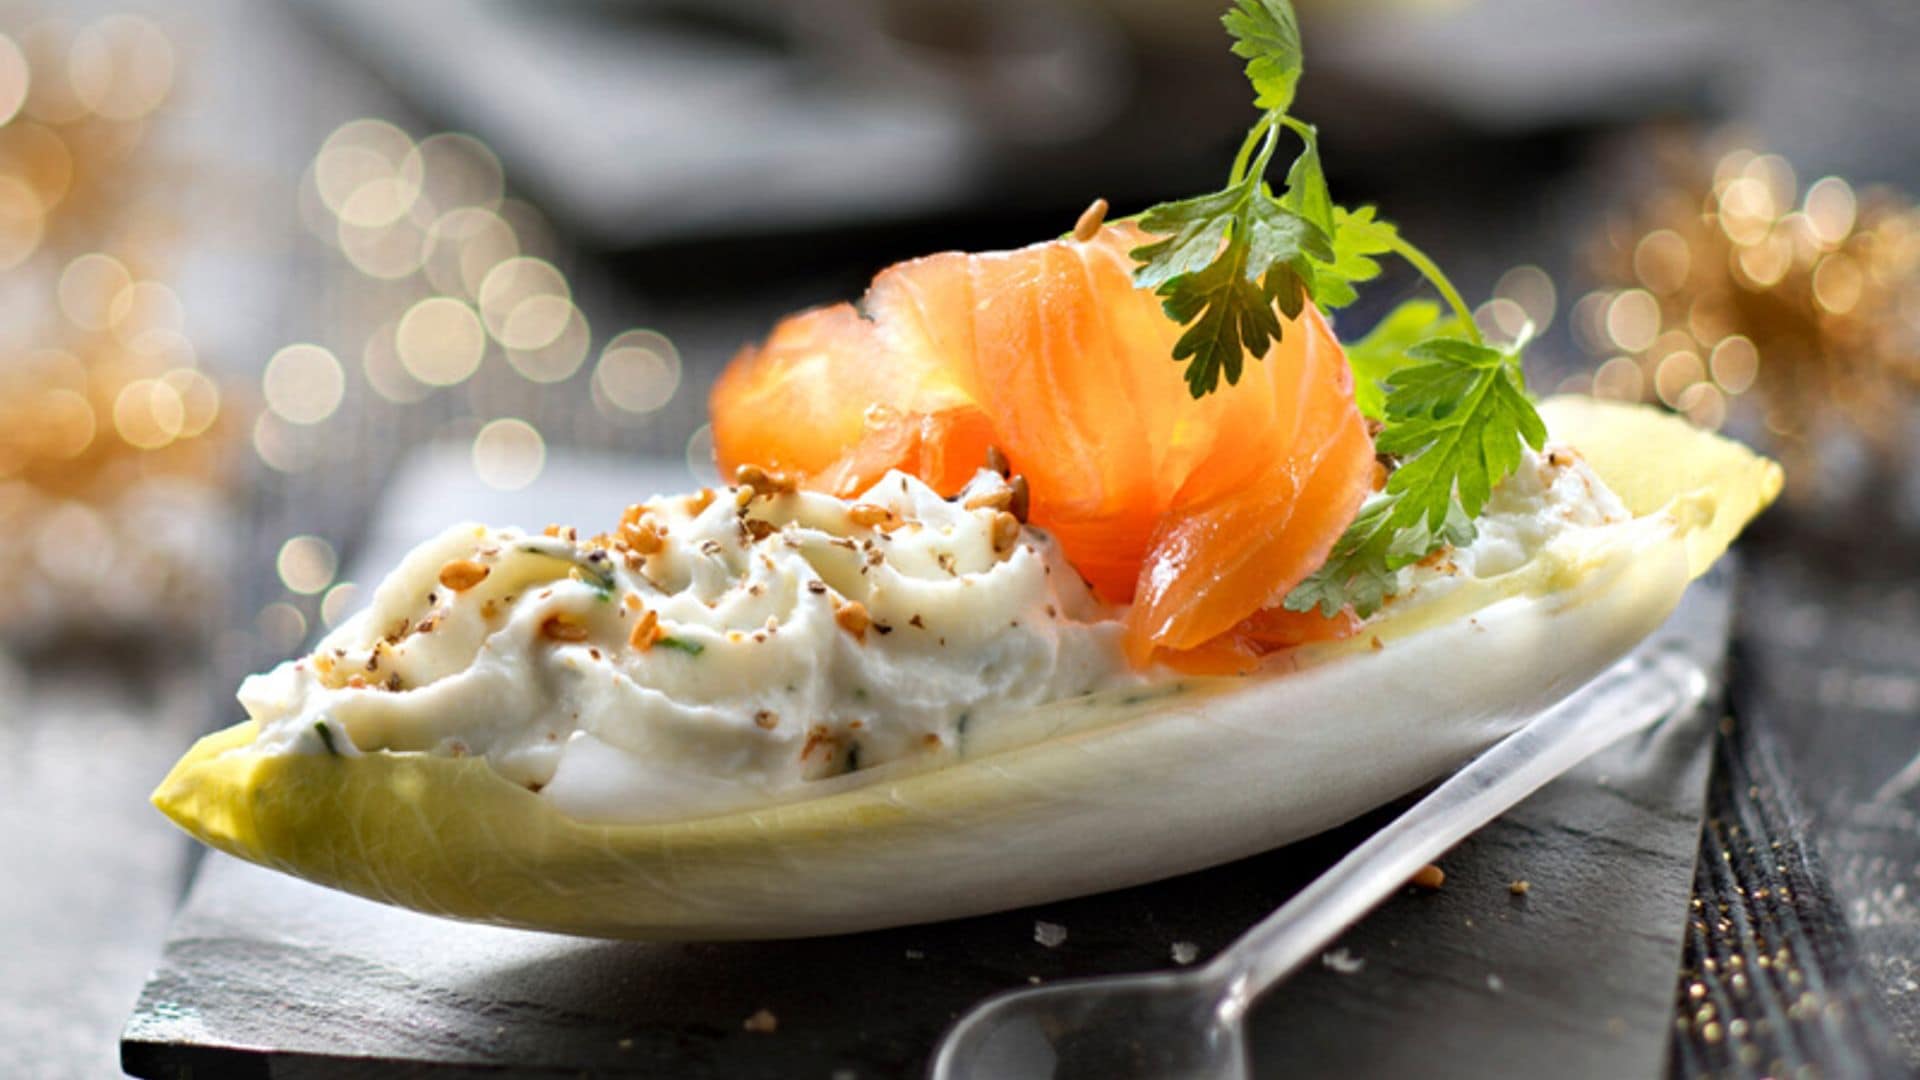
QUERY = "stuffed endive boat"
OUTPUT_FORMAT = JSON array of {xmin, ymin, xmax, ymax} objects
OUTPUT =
[{"xmin": 155, "ymin": 0, "xmax": 1781, "ymax": 940}]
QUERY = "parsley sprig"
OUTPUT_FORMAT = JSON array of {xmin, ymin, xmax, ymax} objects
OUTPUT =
[{"xmin": 1127, "ymin": 0, "xmax": 1549, "ymax": 619}]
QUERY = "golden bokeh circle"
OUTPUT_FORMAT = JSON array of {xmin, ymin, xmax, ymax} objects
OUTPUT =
[
  {"xmin": 0, "ymin": 34, "xmax": 29, "ymax": 127},
  {"xmin": 594, "ymin": 329, "xmax": 683, "ymax": 415},
  {"xmin": 1604, "ymin": 289, "xmax": 1661, "ymax": 353},
  {"xmin": 0, "ymin": 174, "xmax": 46, "ymax": 271},
  {"xmin": 360, "ymin": 320, "xmax": 433, "ymax": 404},
  {"xmin": 471, "ymin": 418, "xmax": 545, "ymax": 491},
  {"xmin": 477, "ymin": 256, "xmax": 568, "ymax": 342},
  {"xmin": 396, "ymin": 296, "xmax": 486, "ymax": 386},
  {"xmin": 277, "ymin": 534, "xmax": 338, "ymax": 595},
  {"xmin": 1493, "ymin": 265, "xmax": 1556, "ymax": 333},
  {"xmin": 58, "ymin": 252, "xmax": 132, "ymax": 330},
  {"xmin": 504, "ymin": 303, "xmax": 590, "ymax": 383},
  {"xmin": 38, "ymin": 388, "xmax": 96, "ymax": 459},
  {"xmin": 262, "ymin": 343, "xmax": 346, "ymax": 425},
  {"xmin": 68, "ymin": 15, "xmax": 174, "ymax": 121},
  {"xmin": 1708, "ymin": 335, "xmax": 1759, "ymax": 396}
]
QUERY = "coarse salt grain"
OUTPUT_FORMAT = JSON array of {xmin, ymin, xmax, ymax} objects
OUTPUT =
[{"xmin": 1034, "ymin": 920, "xmax": 1068, "ymax": 948}]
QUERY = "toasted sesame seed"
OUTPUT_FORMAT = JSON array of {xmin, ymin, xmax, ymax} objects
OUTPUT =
[
  {"xmin": 848, "ymin": 503, "xmax": 904, "ymax": 531},
  {"xmin": 438, "ymin": 559, "xmax": 490, "ymax": 592},
  {"xmin": 991, "ymin": 512, "xmax": 1021, "ymax": 554},
  {"xmin": 835, "ymin": 600, "xmax": 871, "ymax": 642},
  {"xmin": 541, "ymin": 614, "xmax": 591, "ymax": 643},
  {"xmin": 734, "ymin": 464, "xmax": 797, "ymax": 500},
  {"xmin": 628, "ymin": 609, "xmax": 661, "ymax": 651},
  {"xmin": 1410, "ymin": 864, "xmax": 1446, "ymax": 890},
  {"xmin": 1072, "ymin": 197, "xmax": 1109, "ymax": 242}
]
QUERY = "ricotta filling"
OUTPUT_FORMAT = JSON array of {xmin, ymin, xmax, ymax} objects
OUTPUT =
[{"xmin": 238, "ymin": 445, "xmax": 1631, "ymax": 824}]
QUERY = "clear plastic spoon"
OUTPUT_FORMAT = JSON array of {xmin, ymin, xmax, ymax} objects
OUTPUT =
[{"xmin": 931, "ymin": 621, "xmax": 1718, "ymax": 1080}]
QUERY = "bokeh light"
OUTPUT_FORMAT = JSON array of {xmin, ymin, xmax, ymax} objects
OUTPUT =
[
  {"xmin": 0, "ymin": 175, "xmax": 45, "ymax": 270},
  {"xmin": 1604, "ymin": 289, "xmax": 1661, "ymax": 352},
  {"xmin": 360, "ymin": 320, "xmax": 433, "ymax": 404},
  {"xmin": 685, "ymin": 423, "xmax": 719, "ymax": 486},
  {"xmin": 1493, "ymin": 265, "xmax": 1556, "ymax": 334},
  {"xmin": 320, "ymin": 581, "xmax": 362, "ymax": 627},
  {"xmin": 396, "ymin": 296, "xmax": 485, "ymax": 386},
  {"xmin": 477, "ymin": 256, "xmax": 568, "ymax": 343},
  {"xmin": 262, "ymin": 343, "xmax": 345, "ymax": 425},
  {"xmin": 58, "ymin": 253, "xmax": 132, "ymax": 329},
  {"xmin": 471, "ymin": 418, "xmax": 544, "ymax": 491},
  {"xmin": 67, "ymin": 15, "xmax": 174, "ymax": 121},
  {"xmin": 593, "ymin": 329, "xmax": 682, "ymax": 417},
  {"xmin": 276, "ymin": 534, "xmax": 338, "ymax": 595},
  {"xmin": 0, "ymin": 34, "xmax": 28, "ymax": 126},
  {"xmin": 256, "ymin": 601, "xmax": 308, "ymax": 653},
  {"xmin": 504, "ymin": 303, "xmax": 589, "ymax": 383}
]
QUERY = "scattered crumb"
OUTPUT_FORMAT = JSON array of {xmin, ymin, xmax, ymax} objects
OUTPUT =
[
  {"xmin": 1171, "ymin": 941, "xmax": 1200, "ymax": 966},
  {"xmin": 1509, "ymin": 879, "xmax": 1532, "ymax": 896},
  {"xmin": 1321, "ymin": 948, "xmax": 1365, "ymax": 975},
  {"xmin": 905, "ymin": 949, "xmax": 925, "ymax": 960},
  {"xmin": 1027, "ymin": 975, "xmax": 1043, "ymax": 985},
  {"xmin": 1486, "ymin": 974, "xmax": 1505, "ymax": 993},
  {"xmin": 832, "ymin": 1070, "xmax": 858, "ymax": 1080},
  {"xmin": 617, "ymin": 1038, "xmax": 634, "ymax": 1050},
  {"xmin": 1034, "ymin": 920, "xmax": 1068, "ymax": 948},
  {"xmin": 743, "ymin": 1009, "xmax": 779, "ymax": 1034},
  {"xmin": 1409, "ymin": 864, "xmax": 1446, "ymax": 890}
]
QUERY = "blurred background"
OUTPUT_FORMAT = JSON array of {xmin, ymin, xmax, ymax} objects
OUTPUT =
[{"xmin": 4, "ymin": 0, "xmax": 1920, "ymax": 1076}]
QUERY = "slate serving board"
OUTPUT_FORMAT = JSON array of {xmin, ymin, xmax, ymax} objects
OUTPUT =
[{"xmin": 122, "ymin": 447, "xmax": 1725, "ymax": 1078}]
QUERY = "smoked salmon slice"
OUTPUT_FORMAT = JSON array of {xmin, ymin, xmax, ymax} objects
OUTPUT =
[{"xmin": 710, "ymin": 223, "xmax": 1374, "ymax": 665}]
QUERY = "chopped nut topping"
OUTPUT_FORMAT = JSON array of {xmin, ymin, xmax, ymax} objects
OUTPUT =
[
  {"xmin": 1072, "ymin": 196, "xmax": 1109, "ymax": 242},
  {"xmin": 623, "ymin": 593, "xmax": 642, "ymax": 612},
  {"xmin": 438, "ymin": 559, "xmax": 490, "ymax": 592},
  {"xmin": 964, "ymin": 490, "xmax": 1013, "ymax": 512},
  {"xmin": 628, "ymin": 609, "xmax": 661, "ymax": 651},
  {"xmin": 744, "ymin": 518, "xmax": 777, "ymax": 542},
  {"xmin": 835, "ymin": 600, "xmax": 871, "ymax": 642},
  {"xmin": 734, "ymin": 464, "xmax": 797, "ymax": 500},
  {"xmin": 848, "ymin": 503, "xmax": 904, "ymax": 531},
  {"xmin": 742, "ymin": 1009, "xmax": 778, "ymax": 1034},
  {"xmin": 1008, "ymin": 475, "xmax": 1030, "ymax": 523},
  {"xmin": 541, "ymin": 614, "xmax": 591, "ymax": 643},
  {"xmin": 686, "ymin": 489, "xmax": 716, "ymax": 515},
  {"xmin": 620, "ymin": 518, "xmax": 665, "ymax": 555},
  {"xmin": 800, "ymin": 725, "xmax": 837, "ymax": 761},
  {"xmin": 347, "ymin": 675, "xmax": 367, "ymax": 689},
  {"xmin": 985, "ymin": 445, "xmax": 1011, "ymax": 477},
  {"xmin": 991, "ymin": 511, "xmax": 1021, "ymax": 554}
]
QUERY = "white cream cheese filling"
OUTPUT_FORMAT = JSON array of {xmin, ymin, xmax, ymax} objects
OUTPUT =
[{"xmin": 239, "ymin": 445, "xmax": 1632, "ymax": 825}]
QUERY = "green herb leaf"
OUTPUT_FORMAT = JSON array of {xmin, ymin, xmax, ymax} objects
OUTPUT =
[
  {"xmin": 1341, "ymin": 299, "xmax": 1461, "ymax": 421},
  {"xmin": 1131, "ymin": 180, "xmax": 1325, "ymax": 396},
  {"xmin": 1223, "ymin": 0, "xmax": 1304, "ymax": 111},
  {"xmin": 1375, "ymin": 337, "xmax": 1547, "ymax": 531},
  {"xmin": 313, "ymin": 721, "xmax": 339, "ymax": 756},
  {"xmin": 656, "ymin": 635, "xmax": 706, "ymax": 657},
  {"xmin": 1284, "ymin": 492, "xmax": 1475, "ymax": 618}
]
